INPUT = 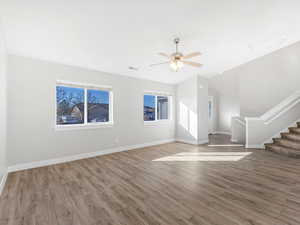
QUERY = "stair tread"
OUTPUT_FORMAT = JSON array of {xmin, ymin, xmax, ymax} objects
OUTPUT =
[
  {"xmin": 273, "ymin": 137, "xmax": 300, "ymax": 145},
  {"xmin": 265, "ymin": 143, "xmax": 300, "ymax": 157},
  {"xmin": 289, "ymin": 127, "xmax": 300, "ymax": 132},
  {"xmin": 266, "ymin": 143, "xmax": 300, "ymax": 151},
  {"xmin": 264, "ymin": 121, "xmax": 300, "ymax": 158},
  {"xmin": 282, "ymin": 132, "xmax": 300, "ymax": 136},
  {"xmin": 265, "ymin": 142, "xmax": 300, "ymax": 150},
  {"xmin": 281, "ymin": 132, "xmax": 300, "ymax": 140}
]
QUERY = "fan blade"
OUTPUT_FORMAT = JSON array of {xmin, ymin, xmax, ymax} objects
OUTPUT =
[
  {"xmin": 182, "ymin": 61, "xmax": 202, "ymax": 67},
  {"xmin": 183, "ymin": 52, "xmax": 201, "ymax": 59},
  {"xmin": 158, "ymin": 52, "xmax": 170, "ymax": 58},
  {"xmin": 150, "ymin": 61, "xmax": 170, "ymax": 67}
]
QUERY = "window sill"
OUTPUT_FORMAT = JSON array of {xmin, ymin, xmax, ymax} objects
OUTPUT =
[
  {"xmin": 144, "ymin": 120, "xmax": 172, "ymax": 126},
  {"xmin": 55, "ymin": 122, "xmax": 114, "ymax": 131}
]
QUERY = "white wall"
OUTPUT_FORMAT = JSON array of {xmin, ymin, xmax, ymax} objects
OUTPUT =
[
  {"xmin": 176, "ymin": 76, "xmax": 208, "ymax": 144},
  {"xmin": 0, "ymin": 22, "xmax": 7, "ymax": 181},
  {"xmin": 176, "ymin": 76, "xmax": 198, "ymax": 144},
  {"xmin": 197, "ymin": 77, "xmax": 209, "ymax": 143},
  {"xmin": 231, "ymin": 117, "xmax": 245, "ymax": 143},
  {"xmin": 238, "ymin": 41, "xmax": 300, "ymax": 117},
  {"xmin": 208, "ymin": 72, "xmax": 240, "ymax": 133},
  {"xmin": 7, "ymin": 55, "xmax": 175, "ymax": 167},
  {"xmin": 208, "ymin": 40, "xmax": 300, "ymax": 137},
  {"xmin": 208, "ymin": 89, "xmax": 218, "ymax": 133}
]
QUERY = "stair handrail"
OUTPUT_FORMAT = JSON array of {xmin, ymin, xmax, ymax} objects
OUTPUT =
[
  {"xmin": 232, "ymin": 116, "xmax": 246, "ymax": 126},
  {"xmin": 246, "ymin": 90, "xmax": 300, "ymax": 124}
]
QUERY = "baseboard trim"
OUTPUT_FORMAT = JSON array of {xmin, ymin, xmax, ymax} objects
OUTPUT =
[
  {"xmin": 198, "ymin": 139, "xmax": 209, "ymax": 144},
  {"xmin": 176, "ymin": 139, "xmax": 198, "ymax": 145},
  {"xmin": 8, "ymin": 139, "xmax": 175, "ymax": 172},
  {"xmin": 246, "ymin": 144, "xmax": 264, "ymax": 149},
  {"xmin": 0, "ymin": 171, "xmax": 8, "ymax": 196},
  {"xmin": 175, "ymin": 139, "xmax": 209, "ymax": 145}
]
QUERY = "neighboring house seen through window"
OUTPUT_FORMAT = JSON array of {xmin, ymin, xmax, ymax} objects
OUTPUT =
[
  {"xmin": 56, "ymin": 86, "xmax": 85, "ymax": 125},
  {"xmin": 144, "ymin": 94, "xmax": 170, "ymax": 121},
  {"xmin": 56, "ymin": 83, "xmax": 112, "ymax": 127},
  {"xmin": 87, "ymin": 89, "xmax": 109, "ymax": 123}
]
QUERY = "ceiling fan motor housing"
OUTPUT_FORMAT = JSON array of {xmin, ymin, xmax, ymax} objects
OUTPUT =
[
  {"xmin": 174, "ymin": 38, "xmax": 180, "ymax": 44},
  {"xmin": 171, "ymin": 52, "xmax": 183, "ymax": 61}
]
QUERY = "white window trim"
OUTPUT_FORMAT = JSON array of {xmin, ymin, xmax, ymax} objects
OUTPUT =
[
  {"xmin": 55, "ymin": 80, "xmax": 113, "ymax": 130},
  {"xmin": 143, "ymin": 92, "xmax": 172, "ymax": 125}
]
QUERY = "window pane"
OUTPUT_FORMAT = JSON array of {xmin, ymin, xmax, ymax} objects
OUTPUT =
[
  {"xmin": 88, "ymin": 89, "xmax": 109, "ymax": 123},
  {"xmin": 144, "ymin": 95, "xmax": 156, "ymax": 121},
  {"xmin": 56, "ymin": 86, "xmax": 84, "ymax": 125},
  {"xmin": 157, "ymin": 96, "xmax": 169, "ymax": 120}
]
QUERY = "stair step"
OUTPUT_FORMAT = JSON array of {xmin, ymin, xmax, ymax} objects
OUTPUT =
[
  {"xmin": 272, "ymin": 138, "xmax": 300, "ymax": 150},
  {"xmin": 288, "ymin": 127, "xmax": 300, "ymax": 134},
  {"xmin": 265, "ymin": 143, "xmax": 300, "ymax": 158},
  {"xmin": 281, "ymin": 132, "xmax": 300, "ymax": 142}
]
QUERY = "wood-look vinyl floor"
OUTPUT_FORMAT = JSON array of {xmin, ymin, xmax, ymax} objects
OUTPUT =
[{"xmin": 1, "ymin": 135, "xmax": 300, "ymax": 225}]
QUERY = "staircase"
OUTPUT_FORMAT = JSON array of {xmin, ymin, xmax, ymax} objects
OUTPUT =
[
  {"xmin": 265, "ymin": 122, "xmax": 300, "ymax": 158},
  {"xmin": 246, "ymin": 90, "xmax": 300, "ymax": 151}
]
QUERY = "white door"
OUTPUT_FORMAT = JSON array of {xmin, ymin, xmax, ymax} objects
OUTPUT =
[{"xmin": 208, "ymin": 96, "xmax": 214, "ymax": 134}]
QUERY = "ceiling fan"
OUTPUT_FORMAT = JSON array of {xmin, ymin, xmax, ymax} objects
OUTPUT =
[{"xmin": 150, "ymin": 38, "xmax": 202, "ymax": 72}]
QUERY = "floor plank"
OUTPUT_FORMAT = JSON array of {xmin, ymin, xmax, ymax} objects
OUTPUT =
[{"xmin": 1, "ymin": 135, "xmax": 300, "ymax": 225}]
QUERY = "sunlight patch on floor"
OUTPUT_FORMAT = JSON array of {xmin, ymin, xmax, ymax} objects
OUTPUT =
[{"xmin": 153, "ymin": 152, "xmax": 252, "ymax": 162}]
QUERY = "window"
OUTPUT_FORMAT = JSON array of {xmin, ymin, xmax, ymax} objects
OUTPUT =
[
  {"xmin": 144, "ymin": 94, "xmax": 171, "ymax": 121},
  {"xmin": 157, "ymin": 96, "xmax": 168, "ymax": 120},
  {"xmin": 56, "ymin": 86, "xmax": 85, "ymax": 125},
  {"xmin": 56, "ymin": 82, "xmax": 112, "ymax": 127},
  {"xmin": 144, "ymin": 95, "xmax": 156, "ymax": 121},
  {"xmin": 87, "ymin": 90, "xmax": 109, "ymax": 123}
]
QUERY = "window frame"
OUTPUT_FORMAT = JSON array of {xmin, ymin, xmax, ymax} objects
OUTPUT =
[
  {"xmin": 143, "ymin": 92, "xmax": 172, "ymax": 124},
  {"xmin": 55, "ymin": 80, "xmax": 113, "ymax": 130}
]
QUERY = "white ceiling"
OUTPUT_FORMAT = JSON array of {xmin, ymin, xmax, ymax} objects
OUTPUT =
[{"xmin": 1, "ymin": 0, "xmax": 300, "ymax": 84}]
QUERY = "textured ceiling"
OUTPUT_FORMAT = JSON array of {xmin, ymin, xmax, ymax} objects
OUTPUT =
[{"xmin": 1, "ymin": 0, "xmax": 300, "ymax": 84}]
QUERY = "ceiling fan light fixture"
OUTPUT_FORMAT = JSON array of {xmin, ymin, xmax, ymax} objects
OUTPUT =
[
  {"xmin": 170, "ymin": 60, "xmax": 183, "ymax": 71},
  {"xmin": 151, "ymin": 38, "xmax": 202, "ymax": 71}
]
